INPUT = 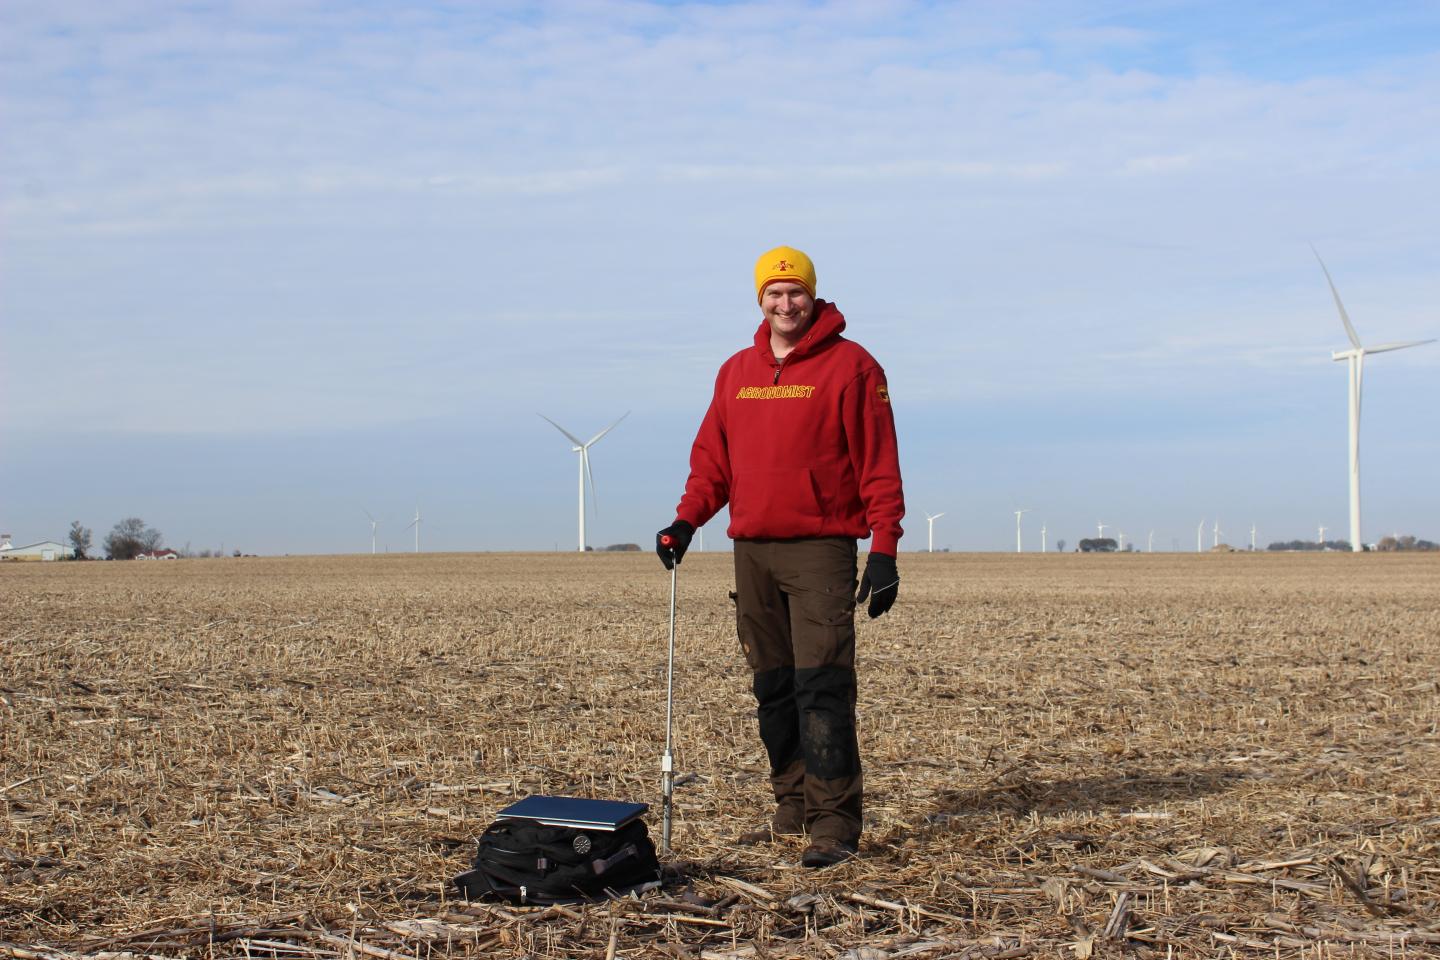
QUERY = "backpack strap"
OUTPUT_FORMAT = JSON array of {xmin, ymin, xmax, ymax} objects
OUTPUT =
[{"xmin": 591, "ymin": 843, "xmax": 638, "ymax": 875}]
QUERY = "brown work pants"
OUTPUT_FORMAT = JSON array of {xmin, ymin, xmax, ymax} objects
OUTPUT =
[{"xmin": 733, "ymin": 537, "xmax": 862, "ymax": 846}]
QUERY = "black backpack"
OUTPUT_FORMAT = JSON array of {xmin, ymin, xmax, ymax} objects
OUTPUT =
[{"xmin": 453, "ymin": 817, "xmax": 662, "ymax": 905}]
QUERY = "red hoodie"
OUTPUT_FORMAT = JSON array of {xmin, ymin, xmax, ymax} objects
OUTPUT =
[{"xmin": 675, "ymin": 300, "xmax": 905, "ymax": 555}]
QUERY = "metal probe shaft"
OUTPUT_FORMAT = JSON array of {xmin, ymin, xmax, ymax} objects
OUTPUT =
[{"xmin": 661, "ymin": 560, "xmax": 677, "ymax": 852}]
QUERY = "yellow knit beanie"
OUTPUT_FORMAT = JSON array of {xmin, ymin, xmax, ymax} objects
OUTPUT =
[{"xmin": 754, "ymin": 246, "xmax": 816, "ymax": 303}]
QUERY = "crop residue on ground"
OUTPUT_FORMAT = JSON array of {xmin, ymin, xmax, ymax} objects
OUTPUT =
[{"xmin": 3, "ymin": 552, "xmax": 1439, "ymax": 957}]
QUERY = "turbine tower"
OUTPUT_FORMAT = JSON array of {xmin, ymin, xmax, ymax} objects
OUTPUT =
[
  {"xmin": 1013, "ymin": 509, "xmax": 1029, "ymax": 553},
  {"xmin": 1314, "ymin": 248, "xmax": 1435, "ymax": 552},
  {"xmin": 362, "ymin": 508, "xmax": 378, "ymax": 555},
  {"xmin": 1096, "ymin": 522, "xmax": 1107, "ymax": 541},
  {"xmin": 1040, "ymin": 522, "xmax": 1047, "ymax": 553},
  {"xmin": 1318, "ymin": 524, "xmax": 1327, "ymax": 550},
  {"xmin": 1212, "ymin": 520, "xmax": 1222, "ymax": 549},
  {"xmin": 924, "ymin": 512, "xmax": 945, "ymax": 553},
  {"xmin": 540, "ymin": 412, "xmax": 630, "ymax": 552},
  {"xmin": 1196, "ymin": 519, "xmax": 1204, "ymax": 553},
  {"xmin": 1250, "ymin": 523, "xmax": 1257, "ymax": 552},
  {"xmin": 1147, "ymin": 530, "xmax": 1154, "ymax": 553},
  {"xmin": 406, "ymin": 504, "xmax": 421, "ymax": 553}
]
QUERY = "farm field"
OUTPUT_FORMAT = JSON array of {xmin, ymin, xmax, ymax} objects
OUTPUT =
[{"xmin": 3, "ymin": 551, "xmax": 1439, "ymax": 958}]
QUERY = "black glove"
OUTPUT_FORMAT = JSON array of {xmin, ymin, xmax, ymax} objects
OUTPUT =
[
  {"xmin": 655, "ymin": 520, "xmax": 695, "ymax": 570},
  {"xmin": 856, "ymin": 552, "xmax": 899, "ymax": 618}
]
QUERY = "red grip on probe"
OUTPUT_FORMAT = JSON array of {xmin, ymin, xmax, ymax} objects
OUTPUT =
[{"xmin": 660, "ymin": 534, "xmax": 675, "ymax": 546}]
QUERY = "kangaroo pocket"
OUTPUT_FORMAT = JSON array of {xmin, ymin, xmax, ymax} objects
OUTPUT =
[{"xmin": 730, "ymin": 467, "xmax": 827, "ymax": 536}]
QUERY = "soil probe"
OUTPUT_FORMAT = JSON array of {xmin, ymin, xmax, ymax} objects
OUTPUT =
[{"xmin": 659, "ymin": 534, "xmax": 680, "ymax": 852}]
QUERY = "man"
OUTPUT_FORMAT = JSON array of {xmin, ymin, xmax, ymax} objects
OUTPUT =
[{"xmin": 656, "ymin": 245, "xmax": 904, "ymax": 868}]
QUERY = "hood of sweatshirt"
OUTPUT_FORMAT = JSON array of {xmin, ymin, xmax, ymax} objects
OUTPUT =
[{"xmin": 751, "ymin": 299, "xmax": 846, "ymax": 364}]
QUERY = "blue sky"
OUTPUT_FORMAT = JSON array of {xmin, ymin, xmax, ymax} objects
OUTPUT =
[{"xmin": 3, "ymin": 1, "xmax": 1437, "ymax": 554}]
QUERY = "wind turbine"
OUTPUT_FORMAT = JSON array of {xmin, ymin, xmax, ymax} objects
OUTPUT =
[
  {"xmin": 1096, "ymin": 521, "xmax": 1107, "ymax": 541},
  {"xmin": 1318, "ymin": 524, "xmax": 1327, "ymax": 550},
  {"xmin": 362, "ymin": 509, "xmax": 378, "ymax": 555},
  {"xmin": 1040, "ymin": 522, "xmax": 1047, "ymax": 553},
  {"xmin": 1117, "ymin": 530, "xmax": 1125, "ymax": 551},
  {"xmin": 1315, "ymin": 248, "xmax": 1435, "ymax": 552},
  {"xmin": 1212, "ymin": 520, "xmax": 1222, "ymax": 549},
  {"xmin": 1147, "ymin": 530, "xmax": 1155, "ymax": 553},
  {"xmin": 406, "ymin": 504, "xmax": 421, "ymax": 553},
  {"xmin": 1250, "ymin": 523, "xmax": 1257, "ymax": 552},
  {"xmin": 1014, "ymin": 509, "xmax": 1029, "ymax": 553},
  {"xmin": 1196, "ymin": 520, "xmax": 1204, "ymax": 553},
  {"xmin": 696, "ymin": 527, "xmax": 705, "ymax": 552},
  {"xmin": 540, "ymin": 412, "xmax": 630, "ymax": 552},
  {"xmin": 925, "ymin": 512, "xmax": 945, "ymax": 553}
]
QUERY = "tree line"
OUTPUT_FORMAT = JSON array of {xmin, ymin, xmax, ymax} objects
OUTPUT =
[
  {"xmin": 1374, "ymin": 535, "xmax": 1439, "ymax": 552},
  {"xmin": 67, "ymin": 518, "xmax": 164, "ymax": 560},
  {"xmin": 1265, "ymin": 536, "xmax": 1437, "ymax": 552},
  {"xmin": 66, "ymin": 518, "xmax": 240, "ymax": 560}
]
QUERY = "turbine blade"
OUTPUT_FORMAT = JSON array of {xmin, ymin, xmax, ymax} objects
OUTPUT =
[
  {"xmin": 362, "ymin": 508, "xmax": 375, "ymax": 522},
  {"xmin": 585, "ymin": 410, "xmax": 630, "ymax": 447},
  {"xmin": 1365, "ymin": 338, "xmax": 1436, "ymax": 354},
  {"xmin": 538, "ymin": 414, "xmax": 585, "ymax": 447},
  {"xmin": 1311, "ymin": 245, "xmax": 1363, "ymax": 349},
  {"xmin": 934, "ymin": 512, "xmax": 945, "ymax": 520}
]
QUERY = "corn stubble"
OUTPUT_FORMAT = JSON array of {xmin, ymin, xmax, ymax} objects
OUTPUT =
[{"xmin": 2, "ymin": 552, "xmax": 1439, "ymax": 958}]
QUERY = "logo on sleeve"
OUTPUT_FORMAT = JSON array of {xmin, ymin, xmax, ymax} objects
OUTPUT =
[{"xmin": 877, "ymin": 384, "xmax": 890, "ymax": 403}]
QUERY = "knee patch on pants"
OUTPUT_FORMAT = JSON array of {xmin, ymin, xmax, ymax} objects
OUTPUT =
[{"xmin": 794, "ymin": 665, "xmax": 859, "ymax": 780}]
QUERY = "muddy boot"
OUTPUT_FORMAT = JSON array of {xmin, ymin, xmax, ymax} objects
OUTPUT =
[{"xmin": 800, "ymin": 837, "xmax": 857, "ymax": 868}]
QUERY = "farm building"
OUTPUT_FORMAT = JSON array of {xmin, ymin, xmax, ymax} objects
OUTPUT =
[
  {"xmin": 135, "ymin": 549, "xmax": 180, "ymax": 560},
  {"xmin": 0, "ymin": 539, "xmax": 75, "ymax": 561}
]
